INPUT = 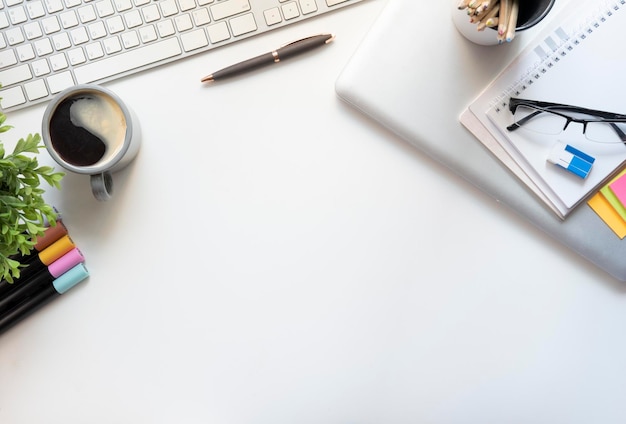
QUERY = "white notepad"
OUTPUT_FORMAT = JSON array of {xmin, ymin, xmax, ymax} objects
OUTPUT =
[{"xmin": 335, "ymin": 0, "xmax": 626, "ymax": 281}]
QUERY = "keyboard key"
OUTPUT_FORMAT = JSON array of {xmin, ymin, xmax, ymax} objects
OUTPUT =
[
  {"xmin": 281, "ymin": 2, "xmax": 299, "ymax": 20},
  {"xmin": 156, "ymin": 19, "xmax": 175, "ymax": 37},
  {"xmin": 139, "ymin": 25, "xmax": 157, "ymax": 43},
  {"xmin": 67, "ymin": 47, "xmax": 87, "ymax": 64},
  {"xmin": 70, "ymin": 26, "xmax": 89, "ymax": 44},
  {"xmin": 326, "ymin": 0, "xmax": 348, "ymax": 5},
  {"xmin": 121, "ymin": 30, "xmax": 139, "ymax": 48},
  {"xmin": 206, "ymin": 21, "xmax": 229, "ymax": 43},
  {"xmin": 77, "ymin": 4, "xmax": 97, "ymax": 23},
  {"xmin": 41, "ymin": 16, "xmax": 61, "ymax": 34},
  {"xmin": 6, "ymin": 27, "xmax": 25, "ymax": 45},
  {"xmin": 0, "ymin": 12, "xmax": 9, "ymax": 29},
  {"xmin": 174, "ymin": 13, "xmax": 192, "ymax": 32},
  {"xmin": 106, "ymin": 15, "xmax": 124, "ymax": 33},
  {"xmin": 0, "ymin": 64, "xmax": 32, "ymax": 86},
  {"xmin": 230, "ymin": 13, "xmax": 256, "ymax": 36},
  {"xmin": 159, "ymin": 0, "xmax": 177, "ymax": 17},
  {"xmin": 0, "ymin": 50, "xmax": 18, "ymax": 69},
  {"xmin": 264, "ymin": 7, "xmax": 281, "ymax": 26},
  {"xmin": 124, "ymin": 9, "xmax": 142, "ymax": 28},
  {"xmin": 16, "ymin": 44, "xmax": 35, "ymax": 61},
  {"xmin": 85, "ymin": 41, "xmax": 104, "ymax": 59},
  {"xmin": 60, "ymin": 10, "xmax": 78, "ymax": 28},
  {"xmin": 0, "ymin": 87, "xmax": 27, "ymax": 109},
  {"xmin": 32, "ymin": 58, "xmax": 51, "ymax": 76},
  {"xmin": 180, "ymin": 28, "xmax": 207, "ymax": 51},
  {"xmin": 102, "ymin": 36, "xmax": 122, "ymax": 54},
  {"xmin": 74, "ymin": 37, "xmax": 182, "ymax": 83},
  {"xmin": 9, "ymin": 6, "xmax": 28, "ymax": 24},
  {"xmin": 24, "ymin": 79, "xmax": 49, "ymax": 100},
  {"xmin": 299, "ymin": 0, "xmax": 317, "ymax": 14},
  {"xmin": 210, "ymin": 0, "xmax": 249, "ymax": 21},
  {"xmin": 26, "ymin": 1, "xmax": 46, "ymax": 19},
  {"xmin": 114, "ymin": 0, "xmax": 132, "ymax": 12},
  {"xmin": 64, "ymin": 0, "xmax": 81, "ymax": 8},
  {"xmin": 47, "ymin": 70, "xmax": 74, "ymax": 93},
  {"xmin": 178, "ymin": 0, "xmax": 195, "ymax": 12},
  {"xmin": 95, "ymin": 0, "xmax": 115, "ymax": 17},
  {"xmin": 44, "ymin": 0, "xmax": 64, "ymax": 13},
  {"xmin": 142, "ymin": 4, "xmax": 160, "ymax": 23},
  {"xmin": 88, "ymin": 20, "xmax": 107, "ymax": 38},
  {"xmin": 192, "ymin": 8, "xmax": 210, "ymax": 26},
  {"xmin": 52, "ymin": 32, "xmax": 72, "ymax": 49},
  {"xmin": 34, "ymin": 37, "xmax": 53, "ymax": 55},
  {"xmin": 50, "ymin": 52, "xmax": 69, "ymax": 70},
  {"xmin": 23, "ymin": 21, "xmax": 43, "ymax": 39}
]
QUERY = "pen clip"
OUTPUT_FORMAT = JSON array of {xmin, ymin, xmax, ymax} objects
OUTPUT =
[{"xmin": 279, "ymin": 33, "xmax": 334, "ymax": 48}]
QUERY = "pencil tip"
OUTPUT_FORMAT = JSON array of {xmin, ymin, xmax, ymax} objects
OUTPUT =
[{"xmin": 201, "ymin": 75, "xmax": 214, "ymax": 83}]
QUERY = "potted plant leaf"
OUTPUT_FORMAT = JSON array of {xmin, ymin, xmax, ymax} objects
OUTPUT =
[{"xmin": 0, "ymin": 98, "xmax": 65, "ymax": 283}]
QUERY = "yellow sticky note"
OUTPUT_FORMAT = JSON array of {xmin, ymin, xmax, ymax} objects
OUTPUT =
[{"xmin": 588, "ymin": 192, "xmax": 626, "ymax": 239}]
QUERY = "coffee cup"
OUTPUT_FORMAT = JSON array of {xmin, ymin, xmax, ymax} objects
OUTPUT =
[{"xmin": 42, "ymin": 85, "xmax": 141, "ymax": 201}]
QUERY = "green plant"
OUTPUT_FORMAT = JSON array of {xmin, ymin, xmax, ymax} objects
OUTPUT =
[{"xmin": 0, "ymin": 103, "xmax": 65, "ymax": 283}]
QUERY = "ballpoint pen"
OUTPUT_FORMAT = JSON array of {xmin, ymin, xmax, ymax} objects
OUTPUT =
[{"xmin": 200, "ymin": 33, "xmax": 335, "ymax": 82}]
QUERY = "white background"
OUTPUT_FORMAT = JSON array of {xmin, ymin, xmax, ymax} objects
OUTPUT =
[{"xmin": 2, "ymin": 0, "xmax": 626, "ymax": 423}]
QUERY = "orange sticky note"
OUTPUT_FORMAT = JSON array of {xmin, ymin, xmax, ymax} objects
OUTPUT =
[{"xmin": 588, "ymin": 192, "xmax": 626, "ymax": 239}]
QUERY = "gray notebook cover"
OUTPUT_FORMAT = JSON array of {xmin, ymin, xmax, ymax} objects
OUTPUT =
[{"xmin": 335, "ymin": 0, "xmax": 626, "ymax": 281}]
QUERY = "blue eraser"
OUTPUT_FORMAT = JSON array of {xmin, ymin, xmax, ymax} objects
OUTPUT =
[{"xmin": 547, "ymin": 142, "xmax": 595, "ymax": 179}]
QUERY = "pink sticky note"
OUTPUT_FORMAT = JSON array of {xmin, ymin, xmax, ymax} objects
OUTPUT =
[{"xmin": 609, "ymin": 173, "xmax": 626, "ymax": 208}]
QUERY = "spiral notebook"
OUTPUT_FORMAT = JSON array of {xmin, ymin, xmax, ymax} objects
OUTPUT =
[
  {"xmin": 465, "ymin": 0, "xmax": 626, "ymax": 219},
  {"xmin": 336, "ymin": 0, "xmax": 626, "ymax": 281}
]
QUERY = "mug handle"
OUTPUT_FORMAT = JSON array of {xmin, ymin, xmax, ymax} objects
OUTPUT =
[{"xmin": 91, "ymin": 172, "xmax": 114, "ymax": 201}]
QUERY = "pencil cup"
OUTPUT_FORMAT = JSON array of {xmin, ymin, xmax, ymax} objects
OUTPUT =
[
  {"xmin": 452, "ymin": 0, "xmax": 555, "ymax": 46},
  {"xmin": 42, "ymin": 85, "xmax": 141, "ymax": 201}
]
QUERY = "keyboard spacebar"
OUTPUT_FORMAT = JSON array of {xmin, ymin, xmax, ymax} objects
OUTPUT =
[{"xmin": 74, "ymin": 38, "xmax": 182, "ymax": 84}]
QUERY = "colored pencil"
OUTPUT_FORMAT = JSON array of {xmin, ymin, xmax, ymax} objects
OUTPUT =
[{"xmin": 457, "ymin": 0, "xmax": 519, "ymax": 41}]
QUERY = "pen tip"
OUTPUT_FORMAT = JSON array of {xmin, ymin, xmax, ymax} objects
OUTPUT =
[{"xmin": 201, "ymin": 75, "xmax": 214, "ymax": 83}]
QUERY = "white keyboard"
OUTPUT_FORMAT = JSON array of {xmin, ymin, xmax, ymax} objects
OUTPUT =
[{"xmin": 0, "ymin": 0, "xmax": 364, "ymax": 112}]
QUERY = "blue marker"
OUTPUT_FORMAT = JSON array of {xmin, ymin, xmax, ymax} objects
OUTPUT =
[{"xmin": 547, "ymin": 142, "xmax": 595, "ymax": 179}]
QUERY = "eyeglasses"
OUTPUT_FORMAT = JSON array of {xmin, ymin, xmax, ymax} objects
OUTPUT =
[{"xmin": 506, "ymin": 97, "xmax": 626, "ymax": 144}]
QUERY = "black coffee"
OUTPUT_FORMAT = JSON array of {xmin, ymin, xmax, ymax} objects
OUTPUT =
[{"xmin": 48, "ymin": 93, "xmax": 126, "ymax": 167}]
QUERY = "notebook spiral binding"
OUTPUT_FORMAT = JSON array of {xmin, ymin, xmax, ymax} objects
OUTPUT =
[{"xmin": 488, "ymin": 0, "xmax": 626, "ymax": 115}]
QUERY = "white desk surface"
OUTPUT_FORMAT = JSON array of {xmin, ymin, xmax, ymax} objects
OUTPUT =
[{"xmin": 3, "ymin": 1, "xmax": 626, "ymax": 422}]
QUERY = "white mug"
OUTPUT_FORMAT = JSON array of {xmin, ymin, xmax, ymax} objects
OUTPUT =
[{"xmin": 42, "ymin": 85, "xmax": 141, "ymax": 201}]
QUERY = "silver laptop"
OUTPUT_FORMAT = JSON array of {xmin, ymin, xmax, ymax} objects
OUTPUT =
[{"xmin": 335, "ymin": 0, "xmax": 626, "ymax": 281}]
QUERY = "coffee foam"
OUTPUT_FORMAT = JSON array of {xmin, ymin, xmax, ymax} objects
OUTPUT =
[{"xmin": 69, "ymin": 94, "xmax": 127, "ymax": 163}]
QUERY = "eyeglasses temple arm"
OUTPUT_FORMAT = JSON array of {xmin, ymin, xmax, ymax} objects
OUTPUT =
[
  {"xmin": 609, "ymin": 123, "xmax": 626, "ymax": 143},
  {"xmin": 506, "ymin": 109, "xmax": 543, "ymax": 131}
]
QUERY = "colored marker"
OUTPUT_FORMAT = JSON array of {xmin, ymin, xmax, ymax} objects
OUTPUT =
[
  {"xmin": 9, "ymin": 221, "xmax": 68, "ymax": 262},
  {"xmin": 0, "ymin": 248, "xmax": 85, "ymax": 315},
  {"xmin": 0, "ymin": 235, "xmax": 75, "ymax": 296},
  {"xmin": 0, "ymin": 264, "xmax": 89, "ymax": 335}
]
